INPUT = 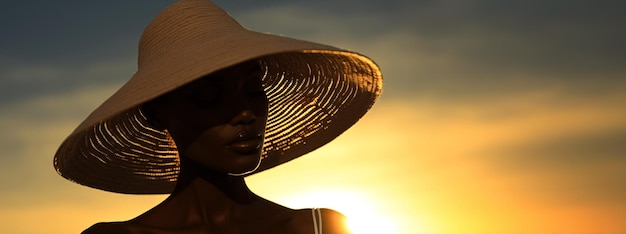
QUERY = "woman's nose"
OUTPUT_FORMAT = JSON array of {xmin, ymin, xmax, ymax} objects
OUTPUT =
[{"xmin": 230, "ymin": 108, "xmax": 256, "ymax": 125}]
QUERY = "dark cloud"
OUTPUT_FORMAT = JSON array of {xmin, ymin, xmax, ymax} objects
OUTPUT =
[
  {"xmin": 1, "ymin": 1, "xmax": 175, "ymax": 62},
  {"xmin": 386, "ymin": 1, "xmax": 626, "ymax": 100},
  {"xmin": 1, "ymin": 1, "xmax": 177, "ymax": 106},
  {"xmin": 493, "ymin": 129, "xmax": 626, "ymax": 168},
  {"xmin": 225, "ymin": 0, "xmax": 626, "ymax": 101},
  {"xmin": 2, "ymin": 0, "xmax": 625, "ymax": 104},
  {"xmin": 0, "ymin": 58, "xmax": 136, "ymax": 107},
  {"xmin": 485, "ymin": 128, "xmax": 626, "ymax": 204}
]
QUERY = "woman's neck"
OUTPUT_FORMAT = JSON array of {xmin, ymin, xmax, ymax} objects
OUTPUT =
[
  {"xmin": 174, "ymin": 163, "xmax": 258, "ymax": 203},
  {"xmin": 132, "ymin": 164, "xmax": 264, "ymax": 229}
]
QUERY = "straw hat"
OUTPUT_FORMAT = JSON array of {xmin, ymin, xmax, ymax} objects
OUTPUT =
[{"xmin": 54, "ymin": 0, "xmax": 382, "ymax": 194}]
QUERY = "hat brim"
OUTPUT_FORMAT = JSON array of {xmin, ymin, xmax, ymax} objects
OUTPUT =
[{"xmin": 53, "ymin": 0, "xmax": 382, "ymax": 194}]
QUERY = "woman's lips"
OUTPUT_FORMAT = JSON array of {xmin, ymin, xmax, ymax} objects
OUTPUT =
[{"xmin": 227, "ymin": 136, "xmax": 262, "ymax": 154}]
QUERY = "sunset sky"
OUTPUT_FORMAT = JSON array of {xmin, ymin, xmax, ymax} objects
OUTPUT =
[{"xmin": 2, "ymin": 0, "xmax": 626, "ymax": 233}]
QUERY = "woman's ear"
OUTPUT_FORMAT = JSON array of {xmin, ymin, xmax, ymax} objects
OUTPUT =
[{"xmin": 141, "ymin": 99, "xmax": 167, "ymax": 131}]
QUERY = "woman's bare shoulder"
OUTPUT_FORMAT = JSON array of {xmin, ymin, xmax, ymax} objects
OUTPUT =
[
  {"xmin": 291, "ymin": 208, "xmax": 351, "ymax": 234},
  {"xmin": 318, "ymin": 208, "xmax": 347, "ymax": 219},
  {"xmin": 82, "ymin": 209, "xmax": 351, "ymax": 234},
  {"xmin": 318, "ymin": 208, "xmax": 351, "ymax": 233},
  {"xmin": 82, "ymin": 222, "xmax": 133, "ymax": 234},
  {"xmin": 82, "ymin": 221, "xmax": 183, "ymax": 234}
]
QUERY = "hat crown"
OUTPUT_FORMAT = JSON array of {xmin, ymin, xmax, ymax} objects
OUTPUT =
[{"xmin": 137, "ymin": 0, "xmax": 244, "ymax": 68}]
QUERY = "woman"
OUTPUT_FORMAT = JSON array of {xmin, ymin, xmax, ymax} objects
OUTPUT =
[{"xmin": 54, "ymin": 0, "xmax": 382, "ymax": 233}]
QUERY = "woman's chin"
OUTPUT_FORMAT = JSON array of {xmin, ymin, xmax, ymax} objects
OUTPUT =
[
  {"xmin": 227, "ymin": 166, "xmax": 259, "ymax": 176},
  {"xmin": 228, "ymin": 157, "xmax": 262, "ymax": 176}
]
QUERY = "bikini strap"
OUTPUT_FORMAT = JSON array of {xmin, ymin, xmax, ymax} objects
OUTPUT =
[{"xmin": 312, "ymin": 208, "xmax": 323, "ymax": 234}]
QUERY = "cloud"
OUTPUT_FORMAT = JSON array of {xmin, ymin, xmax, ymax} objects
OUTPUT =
[
  {"xmin": 229, "ymin": 0, "xmax": 626, "ymax": 104},
  {"xmin": 0, "ymin": 82, "xmax": 121, "ymax": 206},
  {"xmin": 4, "ymin": 0, "xmax": 625, "ymax": 106},
  {"xmin": 0, "ymin": 56, "xmax": 135, "ymax": 106},
  {"xmin": 493, "ymin": 129, "xmax": 626, "ymax": 168},
  {"xmin": 0, "ymin": 1, "xmax": 174, "ymax": 62},
  {"xmin": 484, "ymin": 127, "xmax": 626, "ymax": 205}
]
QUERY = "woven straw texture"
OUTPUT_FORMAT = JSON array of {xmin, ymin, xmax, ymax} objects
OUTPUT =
[{"xmin": 54, "ymin": 0, "xmax": 382, "ymax": 194}]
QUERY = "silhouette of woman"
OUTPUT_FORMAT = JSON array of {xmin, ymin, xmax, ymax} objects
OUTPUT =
[{"xmin": 53, "ymin": 0, "xmax": 382, "ymax": 233}]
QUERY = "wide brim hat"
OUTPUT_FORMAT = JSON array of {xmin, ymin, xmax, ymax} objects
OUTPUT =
[{"xmin": 54, "ymin": 0, "xmax": 382, "ymax": 194}]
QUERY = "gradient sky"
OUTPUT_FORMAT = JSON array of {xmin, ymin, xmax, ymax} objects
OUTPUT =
[{"xmin": 2, "ymin": 0, "xmax": 626, "ymax": 233}]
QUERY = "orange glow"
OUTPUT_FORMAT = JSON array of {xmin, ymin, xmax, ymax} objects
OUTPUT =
[
  {"xmin": 277, "ymin": 190, "xmax": 403, "ymax": 234},
  {"xmin": 248, "ymin": 91, "xmax": 626, "ymax": 234},
  {"xmin": 3, "ymin": 89, "xmax": 626, "ymax": 233}
]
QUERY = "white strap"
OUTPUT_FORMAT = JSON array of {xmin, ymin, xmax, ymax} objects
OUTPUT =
[{"xmin": 312, "ymin": 208, "xmax": 323, "ymax": 234}]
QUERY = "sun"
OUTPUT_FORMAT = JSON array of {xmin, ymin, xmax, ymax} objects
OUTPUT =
[{"xmin": 278, "ymin": 189, "xmax": 400, "ymax": 234}]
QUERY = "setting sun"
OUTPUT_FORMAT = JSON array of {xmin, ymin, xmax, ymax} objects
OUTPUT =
[{"xmin": 278, "ymin": 190, "xmax": 402, "ymax": 234}]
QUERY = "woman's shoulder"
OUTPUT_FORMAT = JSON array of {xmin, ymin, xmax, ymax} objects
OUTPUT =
[
  {"xmin": 291, "ymin": 208, "xmax": 351, "ymax": 234},
  {"xmin": 82, "ymin": 221, "xmax": 182, "ymax": 234},
  {"xmin": 82, "ymin": 221, "xmax": 196, "ymax": 234},
  {"xmin": 82, "ymin": 221, "xmax": 132, "ymax": 234},
  {"xmin": 316, "ymin": 208, "xmax": 351, "ymax": 233},
  {"xmin": 317, "ymin": 208, "xmax": 348, "ymax": 219},
  {"xmin": 82, "ymin": 208, "xmax": 351, "ymax": 234}
]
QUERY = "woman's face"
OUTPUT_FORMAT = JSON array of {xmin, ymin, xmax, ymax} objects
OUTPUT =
[{"xmin": 150, "ymin": 61, "xmax": 269, "ymax": 175}]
